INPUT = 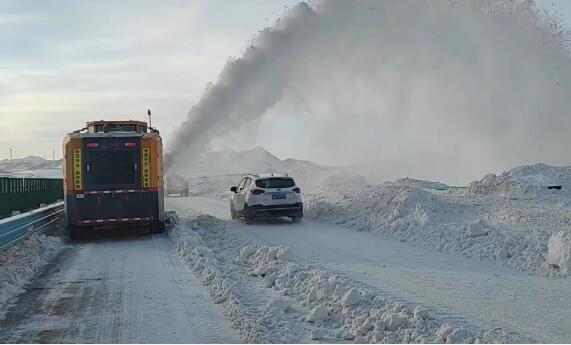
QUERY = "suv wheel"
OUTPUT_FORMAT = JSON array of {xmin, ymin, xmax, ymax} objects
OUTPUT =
[
  {"xmin": 230, "ymin": 203, "xmax": 237, "ymax": 219},
  {"xmin": 244, "ymin": 205, "xmax": 254, "ymax": 225}
]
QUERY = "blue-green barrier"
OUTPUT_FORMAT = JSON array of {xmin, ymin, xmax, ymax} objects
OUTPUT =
[
  {"xmin": 0, "ymin": 202, "xmax": 64, "ymax": 251},
  {"xmin": 0, "ymin": 177, "xmax": 63, "ymax": 219}
]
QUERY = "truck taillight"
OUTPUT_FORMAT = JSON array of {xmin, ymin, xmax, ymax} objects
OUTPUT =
[
  {"xmin": 86, "ymin": 143, "xmax": 99, "ymax": 148},
  {"xmin": 250, "ymin": 189, "xmax": 265, "ymax": 195},
  {"xmin": 124, "ymin": 142, "xmax": 137, "ymax": 147}
]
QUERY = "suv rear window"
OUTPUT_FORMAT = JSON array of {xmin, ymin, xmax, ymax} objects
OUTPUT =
[{"xmin": 256, "ymin": 177, "xmax": 295, "ymax": 189}]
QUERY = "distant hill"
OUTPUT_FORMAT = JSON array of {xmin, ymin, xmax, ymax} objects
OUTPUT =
[
  {"xmin": 0, "ymin": 156, "xmax": 63, "ymax": 178},
  {"xmin": 175, "ymin": 146, "xmax": 325, "ymax": 178}
]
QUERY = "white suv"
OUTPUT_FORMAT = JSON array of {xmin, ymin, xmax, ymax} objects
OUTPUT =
[{"xmin": 230, "ymin": 173, "xmax": 303, "ymax": 224}]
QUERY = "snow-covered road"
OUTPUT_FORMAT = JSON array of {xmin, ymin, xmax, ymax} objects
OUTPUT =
[
  {"xmin": 168, "ymin": 196, "xmax": 571, "ymax": 343},
  {"xmin": 0, "ymin": 232, "xmax": 239, "ymax": 343}
]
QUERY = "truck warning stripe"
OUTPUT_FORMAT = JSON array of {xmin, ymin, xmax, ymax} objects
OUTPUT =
[
  {"xmin": 73, "ymin": 149, "xmax": 82, "ymax": 190},
  {"xmin": 79, "ymin": 217, "xmax": 151, "ymax": 225}
]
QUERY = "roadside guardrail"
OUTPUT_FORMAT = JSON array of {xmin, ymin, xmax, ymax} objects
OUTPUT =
[
  {"xmin": 0, "ymin": 202, "xmax": 64, "ymax": 251},
  {"xmin": 0, "ymin": 177, "xmax": 64, "ymax": 219}
]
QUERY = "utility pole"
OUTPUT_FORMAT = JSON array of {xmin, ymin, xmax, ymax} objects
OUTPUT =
[
  {"xmin": 147, "ymin": 109, "xmax": 152, "ymax": 128},
  {"xmin": 9, "ymin": 148, "xmax": 12, "ymax": 160},
  {"xmin": 52, "ymin": 149, "xmax": 55, "ymax": 161}
]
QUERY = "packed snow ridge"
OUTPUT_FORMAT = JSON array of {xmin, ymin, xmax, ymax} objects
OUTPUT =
[
  {"xmin": 465, "ymin": 163, "xmax": 571, "ymax": 197},
  {"xmin": 305, "ymin": 164, "xmax": 571, "ymax": 276},
  {"xmin": 0, "ymin": 234, "xmax": 63, "ymax": 320},
  {"xmin": 170, "ymin": 213, "xmax": 517, "ymax": 343},
  {"xmin": 183, "ymin": 151, "xmax": 571, "ymax": 276}
]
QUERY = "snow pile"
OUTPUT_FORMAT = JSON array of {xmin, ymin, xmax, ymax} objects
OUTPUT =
[
  {"xmin": 171, "ymin": 214, "xmax": 311, "ymax": 343},
  {"xmin": 0, "ymin": 234, "xmax": 63, "ymax": 320},
  {"xmin": 308, "ymin": 184, "xmax": 448, "ymax": 230},
  {"xmin": 548, "ymin": 231, "xmax": 571, "ymax": 274},
  {"xmin": 465, "ymin": 164, "xmax": 571, "ymax": 197},
  {"xmin": 307, "ymin": 176, "xmax": 558, "ymax": 274},
  {"xmin": 242, "ymin": 244, "xmax": 514, "ymax": 343},
  {"xmin": 172, "ymin": 213, "xmax": 518, "ymax": 343},
  {"xmin": 171, "ymin": 215, "xmax": 267, "ymax": 343}
]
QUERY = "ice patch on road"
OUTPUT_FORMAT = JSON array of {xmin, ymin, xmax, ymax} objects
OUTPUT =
[{"xmin": 0, "ymin": 234, "xmax": 63, "ymax": 320}]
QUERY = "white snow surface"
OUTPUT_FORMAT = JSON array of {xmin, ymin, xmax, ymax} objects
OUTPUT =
[
  {"xmin": 0, "ymin": 234, "xmax": 63, "ymax": 320},
  {"xmin": 169, "ymin": 207, "xmax": 520, "ymax": 343},
  {"xmin": 171, "ymin": 160, "xmax": 571, "ymax": 276},
  {"xmin": 548, "ymin": 231, "xmax": 571, "ymax": 274},
  {"xmin": 465, "ymin": 163, "xmax": 571, "ymax": 197},
  {"xmin": 167, "ymin": 196, "xmax": 571, "ymax": 342},
  {"xmin": 171, "ymin": 214, "xmax": 314, "ymax": 343},
  {"xmin": 305, "ymin": 168, "xmax": 571, "ymax": 275}
]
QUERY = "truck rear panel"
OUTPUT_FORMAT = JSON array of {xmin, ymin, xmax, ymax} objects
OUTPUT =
[{"xmin": 63, "ymin": 130, "xmax": 164, "ymax": 228}]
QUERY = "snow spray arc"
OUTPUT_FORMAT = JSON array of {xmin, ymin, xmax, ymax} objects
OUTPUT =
[{"xmin": 168, "ymin": 0, "xmax": 571, "ymax": 184}]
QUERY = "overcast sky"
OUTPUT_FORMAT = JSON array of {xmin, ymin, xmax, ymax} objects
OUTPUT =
[
  {"xmin": 0, "ymin": 0, "xmax": 570, "ymax": 161},
  {"xmin": 0, "ymin": 0, "xmax": 298, "ymax": 160}
]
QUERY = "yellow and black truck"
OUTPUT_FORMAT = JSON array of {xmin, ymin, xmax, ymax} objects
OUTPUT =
[{"xmin": 63, "ymin": 120, "xmax": 164, "ymax": 238}]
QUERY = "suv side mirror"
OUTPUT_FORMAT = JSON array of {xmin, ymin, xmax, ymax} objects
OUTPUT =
[{"xmin": 230, "ymin": 186, "xmax": 237, "ymax": 193}]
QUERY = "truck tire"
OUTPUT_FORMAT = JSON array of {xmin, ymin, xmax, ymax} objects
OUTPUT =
[
  {"xmin": 291, "ymin": 216, "xmax": 302, "ymax": 223},
  {"xmin": 67, "ymin": 225, "xmax": 82, "ymax": 241},
  {"xmin": 149, "ymin": 221, "xmax": 165, "ymax": 234}
]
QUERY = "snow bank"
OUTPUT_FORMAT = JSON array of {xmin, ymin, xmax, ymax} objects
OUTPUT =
[
  {"xmin": 306, "ymin": 176, "xmax": 557, "ymax": 274},
  {"xmin": 307, "ymin": 183, "xmax": 448, "ymax": 231},
  {"xmin": 171, "ymin": 214, "xmax": 310, "ymax": 343},
  {"xmin": 0, "ymin": 234, "xmax": 63, "ymax": 320},
  {"xmin": 548, "ymin": 231, "xmax": 571, "ymax": 274},
  {"xmin": 242, "ymin": 244, "xmax": 514, "ymax": 343},
  {"xmin": 465, "ymin": 164, "xmax": 571, "ymax": 197},
  {"xmin": 172, "ymin": 212, "xmax": 516, "ymax": 343}
]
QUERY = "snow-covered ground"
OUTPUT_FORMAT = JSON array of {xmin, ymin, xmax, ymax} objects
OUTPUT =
[
  {"xmin": 168, "ymin": 205, "xmax": 520, "ymax": 343},
  {"xmin": 184, "ymin": 155, "xmax": 571, "ymax": 276},
  {"xmin": 0, "ymin": 234, "xmax": 63, "ymax": 320},
  {"xmin": 167, "ymin": 195, "xmax": 571, "ymax": 343},
  {"xmin": 304, "ymin": 165, "xmax": 571, "ymax": 276},
  {"xmin": 0, "ymin": 233, "xmax": 239, "ymax": 343},
  {"xmin": 3, "ymin": 149, "xmax": 571, "ymax": 343}
]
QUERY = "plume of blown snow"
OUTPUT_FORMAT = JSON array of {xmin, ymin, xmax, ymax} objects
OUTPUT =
[{"xmin": 168, "ymin": 0, "xmax": 571, "ymax": 185}]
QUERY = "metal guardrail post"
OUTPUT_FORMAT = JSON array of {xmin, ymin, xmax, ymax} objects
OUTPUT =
[{"xmin": 0, "ymin": 202, "xmax": 64, "ymax": 251}]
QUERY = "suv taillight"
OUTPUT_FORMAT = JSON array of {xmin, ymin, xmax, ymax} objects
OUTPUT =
[
  {"xmin": 293, "ymin": 187, "xmax": 301, "ymax": 193},
  {"xmin": 250, "ymin": 189, "xmax": 265, "ymax": 195}
]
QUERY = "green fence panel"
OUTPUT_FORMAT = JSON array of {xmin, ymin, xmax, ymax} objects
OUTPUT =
[{"xmin": 0, "ymin": 178, "xmax": 63, "ymax": 219}]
